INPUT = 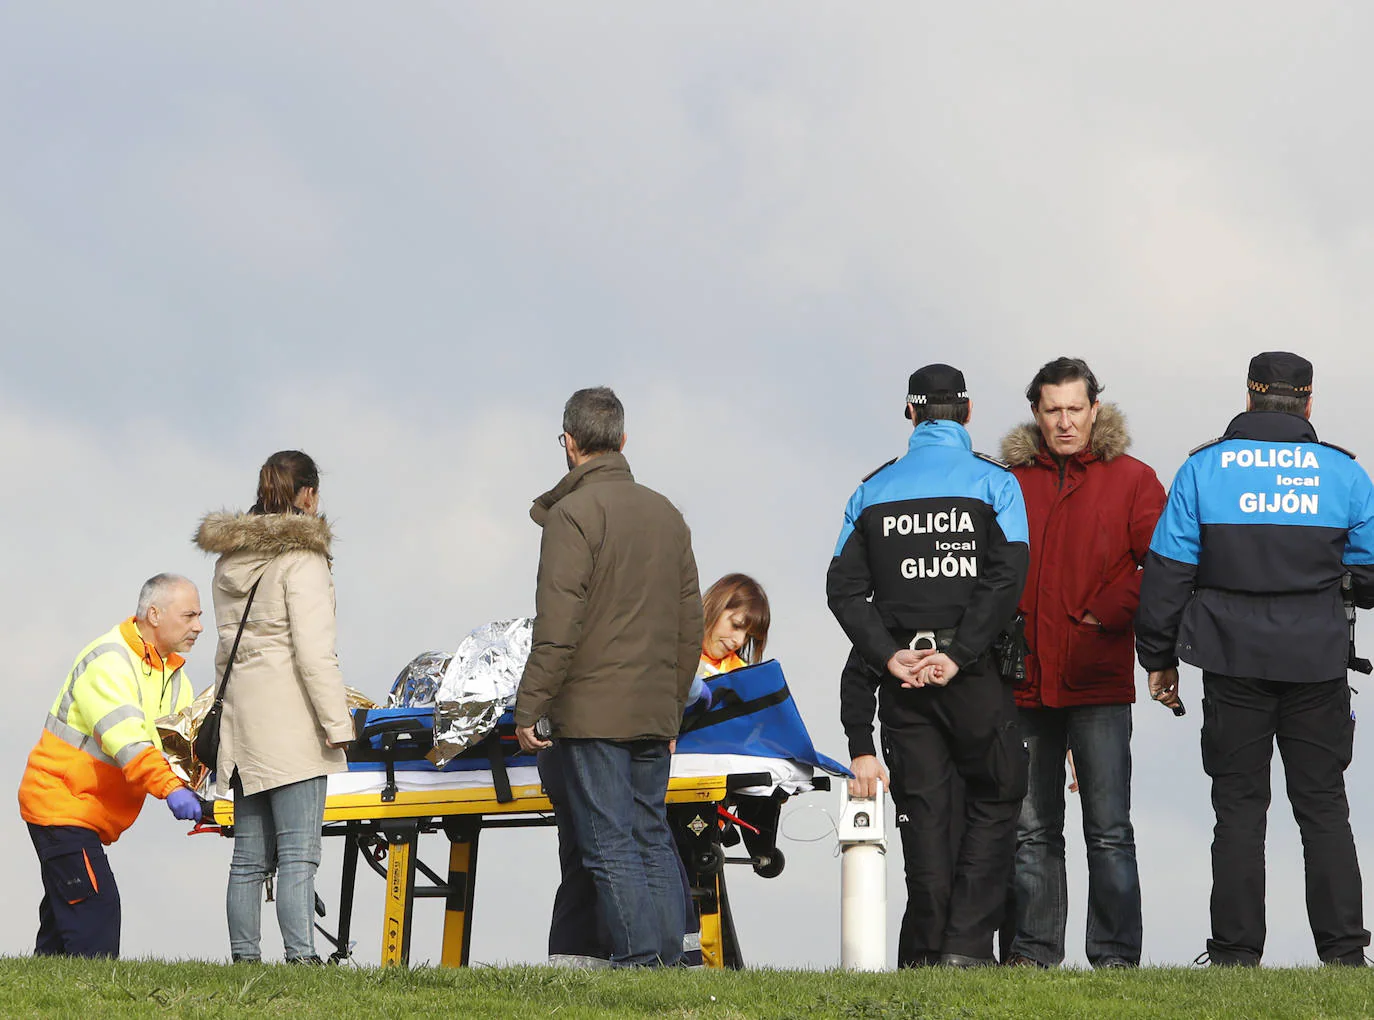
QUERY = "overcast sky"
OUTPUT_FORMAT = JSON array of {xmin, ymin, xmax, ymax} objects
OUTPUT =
[{"xmin": 3, "ymin": 2, "xmax": 1373, "ymax": 969}]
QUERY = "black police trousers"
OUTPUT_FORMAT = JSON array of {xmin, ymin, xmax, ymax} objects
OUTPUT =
[
  {"xmin": 27, "ymin": 823, "xmax": 121, "ymax": 958},
  {"xmin": 1202, "ymin": 673, "xmax": 1369, "ymax": 965},
  {"xmin": 877, "ymin": 654, "xmax": 1028, "ymax": 965}
]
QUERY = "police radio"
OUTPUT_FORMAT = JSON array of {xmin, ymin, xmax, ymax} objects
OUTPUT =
[{"xmin": 1343, "ymin": 574, "xmax": 1372, "ymax": 675}]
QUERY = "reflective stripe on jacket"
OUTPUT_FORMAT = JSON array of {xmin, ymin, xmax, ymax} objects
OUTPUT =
[{"xmin": 18, "ymin": 619, "xmax": 191, "ymax": 843}]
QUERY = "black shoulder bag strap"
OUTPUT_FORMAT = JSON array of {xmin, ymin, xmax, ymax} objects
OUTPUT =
[{"xmin": 213, "ymin": 578, "xmax": 262, "ymax": 705}]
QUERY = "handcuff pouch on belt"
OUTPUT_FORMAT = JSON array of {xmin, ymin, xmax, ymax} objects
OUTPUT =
[{"xmin": 905, "ymin": 628, "xmax": 957, "ymax": 653}]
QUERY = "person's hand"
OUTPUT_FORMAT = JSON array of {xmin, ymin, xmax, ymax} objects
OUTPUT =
[
  {"xmin": 848, "ymin": 754, "xmax": 890, "ymax": 798},
  {"xmin": 886, "ymin": 649, "xmax": 921, "ymax": 685},
  {"xmin": 888, "ymin": 648, "xmax": 932, "ymax": 686},
  {"xmin": 327, "ymin": 739, "xmax": 352, "ymax": 749},
  {"xmin": 1067, "ymin": 749, "xmax": 1079, "ymax": 794},
  {"xmin": 517, "ymin": 724, "xmax": 552, "ymax": 754},
  {"xmin": 1148, "ymin": 667, "xmax": 1181, "ymax": 711},
  {"xmin": 913, "ymin": 652, "xmax": 960, "ymax": 688},
  {"xmin": 167, "ymin": 787, "xmax": 203, "ymax": 823},
  {"xmin": 687, "ymin": 684, "xmax": 714, "ymax": 713}
]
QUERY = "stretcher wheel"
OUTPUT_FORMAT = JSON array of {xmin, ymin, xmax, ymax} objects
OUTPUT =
[
  {"xmin": 752, "ymin": 850, "xmax": 785, "ymax": 879},
  {"xmin": 695, "ymin": 843, "xmax": 726, "ymax": 876}
]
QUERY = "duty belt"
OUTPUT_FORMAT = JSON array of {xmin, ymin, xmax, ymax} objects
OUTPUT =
[{"xmin": 896, "ymin": 628, "xmax": 958, "ymax": 652}]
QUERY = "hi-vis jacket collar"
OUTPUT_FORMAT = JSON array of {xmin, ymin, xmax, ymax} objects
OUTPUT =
[
  {"xmin": 119, "ymin": 617, "xmax": 184, "ymax": 674},
  {"xmin": 909, "ymin": 420, "xmax": 972, "ymax": 453}
]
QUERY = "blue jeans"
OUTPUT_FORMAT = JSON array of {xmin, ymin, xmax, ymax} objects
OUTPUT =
[
  {"xmin": 226, "ymin": 775, "xmax": 327, "ymax": 962},
  {"xmin": 1010, "ymin": 705, "xmax": 1142, "ymax": 966},
  {"xmin": 537, "ymin": 747, "xmax": 613, "ymax": 960},
  {"xmin": 556, "ymin": 738, "xmax": 684, "ymax": 967}
]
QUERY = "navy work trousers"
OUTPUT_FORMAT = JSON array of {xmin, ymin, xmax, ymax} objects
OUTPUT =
[{"xmin": 28, "ymin": 823, "xmax": 121, "ymax": 958}]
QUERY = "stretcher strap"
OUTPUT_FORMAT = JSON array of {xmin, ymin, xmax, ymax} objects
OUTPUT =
[
  {"xmin": 680, "ymin": 686, "xmax": 792, "ymax": 735},
  {"xmin": 480, "ymin": 731, "xmax": 513, "ymax": 803}
]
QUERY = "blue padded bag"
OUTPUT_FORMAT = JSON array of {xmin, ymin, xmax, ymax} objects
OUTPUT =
[{"xmin": 677, "ymin": 660, "xmax": 850, "ymax": 777}]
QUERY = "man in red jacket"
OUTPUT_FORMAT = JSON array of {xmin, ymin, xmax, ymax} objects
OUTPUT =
[{"xmin": 998, "ymin": 358, "xmax": 1166, "ymax": 969}]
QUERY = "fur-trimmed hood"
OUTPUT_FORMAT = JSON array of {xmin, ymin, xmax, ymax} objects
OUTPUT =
[
  {"xmin": 195, "ymin": 512, "xmax": 334, "ymax": 597},
  {"xmin": 1000, "ymin": 402, "xmax": 1131, "ymax": 467},
  {"xmin": 195, "ymin": 511, "xmax": 333, "ymax": 557},
  {"xmin": 193, "ymin": 510, "xmax": 352, "ymax": 797}
]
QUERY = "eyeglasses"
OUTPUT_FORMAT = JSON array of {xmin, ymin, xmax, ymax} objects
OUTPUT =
[{"xmin": 557, "ymin": 433, "xmax": 568, "ymax": 448}]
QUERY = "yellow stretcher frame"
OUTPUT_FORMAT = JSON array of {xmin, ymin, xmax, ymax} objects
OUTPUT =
[{"xmin": 210, "ymin": 772, "xmax": 758, "ymax": 968}]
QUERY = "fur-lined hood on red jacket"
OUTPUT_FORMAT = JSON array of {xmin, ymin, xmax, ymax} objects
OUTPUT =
[
  {"xmin": 998, "ymin": 404, "xmax": 1166, "ymax": 709},
  {"xmin": 1000, "ymin": 402, "xmax": 1131, "ymax": 468}
]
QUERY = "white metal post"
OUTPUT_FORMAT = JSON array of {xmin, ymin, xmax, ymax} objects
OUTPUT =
[{"xmin": 837, "ymin": 784, "xmax": 887, "ymax": 970}]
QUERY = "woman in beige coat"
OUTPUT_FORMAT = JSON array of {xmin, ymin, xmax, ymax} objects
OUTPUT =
[{"xmin": 195, "ymin": 450, "xmax": 354, "ymax": 963}]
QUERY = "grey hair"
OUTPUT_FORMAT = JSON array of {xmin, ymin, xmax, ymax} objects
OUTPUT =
[
  {"xmin": 136, "ymin": 573, "xmax": 193, "ymax": 619},
  {"xmin": 1248, "ymin": 391, "xmax": 1309, "ymax": 415},
  {"xmin": 911, "ymin": 402, "xmax": 970, "ymax": 425},
  {"xmin": 562, "ymin": 387, "xmax": 625, "ymax": 455}
]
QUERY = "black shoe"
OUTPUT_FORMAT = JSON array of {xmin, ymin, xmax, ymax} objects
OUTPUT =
[
  {"xmin": 898, "ymin": 952, "xmax": 941, "ymax": 969},
  {"xmin": 1193, "ymin": 950, "xmax": 1258, "ymax": 968},
  {"xmin": 938, "ymin": 953, "xmax": 995, "ymax": 968},
  {"xmin": 1094, "ymin": 958, "xmax": 1137, "ymax": 970},
  {"xmin": 286, "ymin": 955, "xmax": 325, "ymax": 965},
  {"xmin": 1323, "ymin": 951, "xmax": 1370, "ymax": 967},
  {"xmin": 1002, "ymin": 953, "xmax": 1048, "ymax": 968}
]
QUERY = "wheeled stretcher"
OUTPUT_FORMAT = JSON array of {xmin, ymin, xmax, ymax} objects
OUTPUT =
[{"xmin": 206, "ymin": 660, "xmax": 846, "ymax": 968}]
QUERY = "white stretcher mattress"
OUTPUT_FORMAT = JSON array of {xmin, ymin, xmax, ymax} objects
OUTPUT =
[{"xmin": 327, "ymin": 752, "xmax": 820, "ymax": 800}]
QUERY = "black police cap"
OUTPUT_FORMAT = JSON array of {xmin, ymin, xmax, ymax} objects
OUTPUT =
[
  {"xmin": 1247, "ymin": 351, "xmax": 1313, "ymax": 397},
  {"xmin": 904, "ymin": 363, "xmax": 969, "ymax": 419}
]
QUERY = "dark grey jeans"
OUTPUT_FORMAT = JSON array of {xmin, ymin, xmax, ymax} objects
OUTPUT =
[{"xmin": 1009, "ymin": 704, "xmax": 1142, "ymax": 967}]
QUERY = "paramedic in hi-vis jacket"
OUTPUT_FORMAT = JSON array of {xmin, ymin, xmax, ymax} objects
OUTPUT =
[
  {"xmin": 1136, "ymin": 352, "xmax": 1374, "ymax": 967},
  {"xmin": 17, "ymin": 574, "xmax": 204, "ymax": 958},
  {"xmin": 829, "ymin": 364, "xmax": 1030, "ymax": 968}
]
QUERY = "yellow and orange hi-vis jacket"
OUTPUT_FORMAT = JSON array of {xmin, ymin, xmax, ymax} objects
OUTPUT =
[
  {"xmin": 696, "ymin": 650, "xmax": 748, "ymax": 681},
  {"xmin": 18, "ymin": 619, "xmax": 193, "ymax": 844}
]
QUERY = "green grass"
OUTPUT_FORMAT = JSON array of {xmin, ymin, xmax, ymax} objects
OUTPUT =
[{"xmin": 0, "ymin": 958, "xmax": 1371, "ymax": 1019}]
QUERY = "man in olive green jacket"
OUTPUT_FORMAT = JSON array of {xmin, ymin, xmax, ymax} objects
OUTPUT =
[{"xmin": 515, "ymin": 386, "xmax": 703, "ymax": 968}]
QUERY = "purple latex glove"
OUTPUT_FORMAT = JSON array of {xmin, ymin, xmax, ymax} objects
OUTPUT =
[
  {"xmin": 166, "ymin": 787, "xmax": 203, "ymax": 822},
  {"xmin": 686, "ymin": 677, "xmax": 714, "ymax": 713}
]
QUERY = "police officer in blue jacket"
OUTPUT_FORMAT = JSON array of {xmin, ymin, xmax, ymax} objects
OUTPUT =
[
  {"xmin": 1137, "ymin": 351, "xmax": 1374, "ymax": 967},
  {"xmin": 830, "ymin": 364, "xmax": 1030, "ymax": 967}
]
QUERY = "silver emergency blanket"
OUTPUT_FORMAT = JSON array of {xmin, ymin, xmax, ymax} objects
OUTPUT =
[
  {"xmin": 429, "ymin": 618, "xmax": 533, "ymax": 766},
  {"xmin": 386, "ymin": 650, "xmax": 455, "ymax": 708}
]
